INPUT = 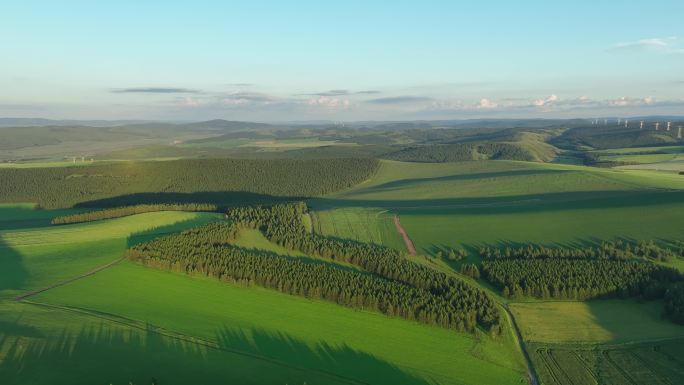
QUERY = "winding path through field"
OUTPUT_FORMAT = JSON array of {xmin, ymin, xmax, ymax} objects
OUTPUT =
[{"xmin": 393, "ymin": 214, "xmax": 416, "ymax": 256}]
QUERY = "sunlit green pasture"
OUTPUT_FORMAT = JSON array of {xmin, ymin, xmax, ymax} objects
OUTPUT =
[{"xmin": 33, "ymin": 262, "xmax": 527, "ymax": 385}]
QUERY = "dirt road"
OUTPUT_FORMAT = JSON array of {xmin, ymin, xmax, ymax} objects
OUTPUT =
[{"xmin": 393, "ymin": 214, "xmax": 416, "ymax": 256}]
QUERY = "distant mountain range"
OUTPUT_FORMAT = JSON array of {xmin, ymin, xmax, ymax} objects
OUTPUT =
[{"xmin": 2, "ymin": 116, "xmax": 683, "ymax": 129}]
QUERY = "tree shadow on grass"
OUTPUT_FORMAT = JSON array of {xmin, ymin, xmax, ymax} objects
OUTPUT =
[
  {"xmin": 74, "ymin": 191, "xmax": 302, "ymax": 210},
  {"xmin": 125, "ymin": 215, "xmax": 225, "ymax": 248},
  {"xmin": 359, "ymin": 168, "xmax": 570, "ymax": 194},
  {"xmin": 216, "ymin": 326, "xmax": 433, "ymax": 385},
  {"xmin": 0, "ymin": 322, "xmax": 430, "ymax": 385},
  {"xmin": 0, "ymin": 237, "xmax": 28, "ymax": 293}
]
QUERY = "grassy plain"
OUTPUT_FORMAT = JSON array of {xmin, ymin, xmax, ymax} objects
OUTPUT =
[
  {"xmin": 310, "ymin": 207, "xmax": 405, "ymax": 250},
  {"xmin": 33, "ymin": 262, "xmax": 526, "ymax": 385},
  {"xmin": 315, "ymin": 160, "xmax": 684, "ymax": 256},
  {"xmin": 0, "ymin": 208, "xmax": 221, "ymax": 299},
  {"xmin": 509, "ymin": 300, "xmax": 684, "ymax": 344},
  {"xmin": 0, "ymin": 203, "xmax": 526, "ymax": 385}
]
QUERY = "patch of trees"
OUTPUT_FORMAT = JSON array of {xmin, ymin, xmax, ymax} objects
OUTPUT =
[
  {"xmin": 482, "ymin": 258, "xmax": 679, "ymax": 300},
  {"xmin": 479, "ymin": 241, "xmax": 683, "ymax": 263},
  {"xmin": 0, "ymin": 158, "xmax": 379, "ymax": 208},
  {"xmin": 51, "ymin": 203, "xmax": 218, "ymax": 225},
  {"xmin": 385, "ymin": 142, "xmax": 535, "ymax": 163},
  {"xmin": 225, "ymin": 203, "xmax": 500, "ymax": 327},
  {"xmin": 663, "ymin": 283, "xmax": 684, "ymax": 325},
  {"xmin": 130, "ymin": 202, "xmax": 504, "ymax": 334},
  {"xmin": 480, "ymin": 242, "xmax": 683, "ymax": 301}
]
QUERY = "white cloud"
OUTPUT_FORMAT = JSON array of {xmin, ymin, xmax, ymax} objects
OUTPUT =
[
  {"xmin": 304, "ymin": 96, "xmax": 350, "ymax": 109},
  {"xmin": 477, "ymin": 98, "xmax": 498, "ymax": 109},
  {"xmin": 612, "ymin": 36, "xmax": 682, "ymax": 54},
  {"xmin": 532, "ymin": 94, "xmax": 559, "ymax": 107}
]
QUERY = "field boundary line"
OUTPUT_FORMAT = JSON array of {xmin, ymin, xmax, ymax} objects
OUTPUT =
[
  {"xmin": 503, "ymin": 305, "xmax": 540, "ymax": 385},
  {"xmin": 19, "ymin": 300, "xmax": 376, "ymax": 385},
  {"xmin": 14, "ymin": 256, "xmax": 125, "ymax": 301}
]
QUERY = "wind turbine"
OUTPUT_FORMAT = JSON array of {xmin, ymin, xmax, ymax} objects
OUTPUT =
[{"xmin": 655, "ymin": 122, "xmax": 660, "ymax": 131}]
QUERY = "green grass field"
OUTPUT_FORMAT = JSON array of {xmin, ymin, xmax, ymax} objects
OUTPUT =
[
  {"xmin": 4, "ymin": 158, "xmax": 684, "ymax": 385},
  {"xmin": 31, "ymin": 262, "xmax": 526, "ymax": 385},
  {"xmin": 0, "ymin": 208, "xmax": 221, "ymax": 299},
  {"xmin": 309, "ymin": 207, "xmax": 406, "ymax": 251},
  {"xmin": 0, "ymin": 203, "xmax": 526, "ymax": 385},
  {"xmin": 314, "ymin": 160, "xmax": 684, "ymax": 256},
  {"xmin": 510, "ymin": 300, "xmax": 684, "ymax": 344}
]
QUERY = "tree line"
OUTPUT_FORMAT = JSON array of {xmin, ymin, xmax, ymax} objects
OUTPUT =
[
  {"xmin": 129, "ymin": 202, "xmax": 504, "ymax": 334},
  {"xmin": 225, "ymin": 203, "xmax": 502, "ymax": 332},
  {"xmin": 664, "ymin": 283, "xmax": 684, "ymax": 325},
  {"xmin": 479, "ymin": 240, "xmax": 683, "ymax": 262},
  {"xmin": 385, "ymin": 142, "xmax": 536, "ymax": 163},
  {"xmin": 0, "ymin": 158, "xmax": 379, "ymax": 208},
  {"xmin": 479, "ymin": 243, "xmax": 683, "ymax": 307},
  {"xmin": 51, "ymin": 203, "xmax": 218, "ymax": 225},
  {"xmin": 482, "ymin": 258, "xmax": 679, "ymax": 300}
]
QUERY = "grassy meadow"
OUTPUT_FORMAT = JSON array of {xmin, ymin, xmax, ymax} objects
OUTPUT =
[
  {"xmin": 312, "ymin": 160, "xmax": 684, "ymax": 256},
  {"xmin": 310, "ymin": 207, "xmax": 405, "ymax": 251},
  {"xmin": 3, "ymin": 157, "xmax": 684, "ymax": 385},
  {"xmin": 509, "ymin": 300, "xmax": 684, "ymax": 344},
  {"xmin": 32, "ymin": 261, "xmax": 527, "ymax": 385},
  {"xmin": 0, "ymin": 203, "xmax": 527, "ymax": 385}
]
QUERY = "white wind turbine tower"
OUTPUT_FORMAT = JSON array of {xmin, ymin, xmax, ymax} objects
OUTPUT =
[
  {"xmin": 655, "ymin": 122, "xmax": 660, "ymax": 131},
  {"xmin": 667, "ymin": 122, "xmax": 672, "ymax": 131},
  {"xmin": 640, "ymin": 121, "xmax": 644, "ymax": 130},
  {"xmin": 624, "ymin": 119, "xmax": 629, "ymax": 128}
]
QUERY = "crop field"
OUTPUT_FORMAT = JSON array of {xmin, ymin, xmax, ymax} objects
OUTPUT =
[
  {"xmin": 309, "ymin": 207, "xmax": 406, "ymax": 251},
  {"xmin": 318, "ymin": 160, "xmax": 684, "ymax": 255},
  {"xmin": 528, "ymin": 339, "xmax": 684, "ymax": 385},
  {"xmin": 509, "ymin": 300, "xmax": 684, "ymax": 344}
]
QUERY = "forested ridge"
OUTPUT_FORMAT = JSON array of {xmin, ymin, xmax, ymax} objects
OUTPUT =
[
  {"xmin": 0, "ymin": 158, "xmax": 379, "ymax": 208},
  {"xmin": 385, "ymin": 142, "xmax": 536, "ymax": 162},
  {"xmin": 479, "ymin": 243, "xmax": 683, "ymax": 304},
  {"xmin": 51, "ymin": 203, "xmax": 219, "ymax": 225},
  {"xmin": 129, "ymin": 202, "xmax": 503, "ymax": 334}
]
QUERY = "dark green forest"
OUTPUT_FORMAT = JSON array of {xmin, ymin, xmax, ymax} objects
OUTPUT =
[
  {"xmin": 0, "ymin": 158, "xmax": 379, "ymax": 208},
  {"xmin": 385, "ymin": 142, "xmax": 535, "ymax": 162},
  {"xmin": 479, "ymin": 243, "xmax": 684, "ymax": 322}
]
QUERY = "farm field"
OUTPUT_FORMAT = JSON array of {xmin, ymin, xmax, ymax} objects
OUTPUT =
[
  {"xmin": 0, "ymin": 208, "xmax": 221, "ymax": 299},
  {"xmin": 316, "ymin": 160, "xmax": 684, "ymax": 256},
  {"xmin": 528, "ymin": 339, "xmax": 684, "ymax": 385},
  {"xmin": 509, "ymin": 300, "xmax": 684, "ymax": 344},
  {"xmin": 30, "ymin": 261, "xmax": 527, "ymax": 385},
  {"xmin": 309, "ymin": 207, "xmax": 405, "ymax": 251},
  {"xmin": 0, "ymin": 204, "xmax": 526, "ymax": 385}
]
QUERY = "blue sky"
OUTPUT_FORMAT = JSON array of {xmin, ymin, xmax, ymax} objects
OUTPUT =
[{"xmin": 1, "ymin": 1, "xmax": 683, "ymax": 121}]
